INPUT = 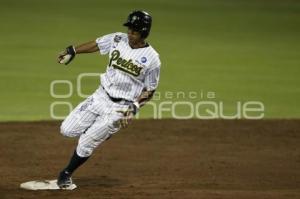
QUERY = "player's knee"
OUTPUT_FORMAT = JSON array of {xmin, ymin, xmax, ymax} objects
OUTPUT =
[
  {"xmin": 76, "ymin": 133, "xmax": 110, "ymax": 157},
  {"xmin": 60, "ymin": 121, "xmax": 75, "ymax": 137},
  {"xmin": 76, "ymin": 143, "xmax": 96, "ymax": 157},
  {"xmin": 76, "ymin": 144, "xmax": 93, "ymax": 157}
]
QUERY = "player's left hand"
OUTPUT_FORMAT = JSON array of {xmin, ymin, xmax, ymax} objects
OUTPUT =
[{"xmin": 116, "ymin": 103, "xmax": 138, "ymax": 128}]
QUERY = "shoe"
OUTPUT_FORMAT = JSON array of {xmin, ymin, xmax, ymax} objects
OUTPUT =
[{"xmin": 57, "ymin": 170, "xmax": 73, "ymax": 188}]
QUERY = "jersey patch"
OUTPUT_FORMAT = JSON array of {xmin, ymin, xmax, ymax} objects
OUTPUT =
[
  {"xmin": 141, "ymin": 57, "xmax": 147, "ymax": 63},
  {"xmin": 114, "ymin": 35, "xmax": 122, "ymax": 43}
]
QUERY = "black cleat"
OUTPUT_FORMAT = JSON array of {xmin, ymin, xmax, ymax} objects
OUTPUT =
[{"xmin": 57, "ymin": 170, "xmax": 73, "ymax": 189}]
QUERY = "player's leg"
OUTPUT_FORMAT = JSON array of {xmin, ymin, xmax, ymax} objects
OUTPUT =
[
  {"xmin": 60, "ymin": 96, "xmax": 97, "ymax": 137},
  {"xmin": 57, "ymin": 104, "xmax": 125, "ymax": 188},
  {"xmin": 57, "ymin": 96, "xmax": 99, "ymax": 188},
  {"xmin": 76, "ymin": 114, "xmax": 120, "ymax": 157},
  {"xmin": 76, "ymin": 100, "xmax": 129, "ymax": 158}
]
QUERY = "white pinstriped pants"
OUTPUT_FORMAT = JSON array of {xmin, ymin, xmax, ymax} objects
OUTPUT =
[{"xmin": 60, "ymin": 87, "xmax": 130, "ymax": 157}]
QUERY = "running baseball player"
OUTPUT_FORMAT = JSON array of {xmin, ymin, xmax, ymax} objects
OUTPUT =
[{"xmin": 56, "ymin": 10, "xmax": 161, "ymax": 188}]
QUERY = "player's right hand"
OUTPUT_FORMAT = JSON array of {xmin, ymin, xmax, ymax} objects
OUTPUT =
[
  {"xmin": 116, "ymin": 109, "xmax": 134, "ymax": 128},
  {"xmin": 57, "ymin": 46, "xmax": 76, "ymax": 65},
  {"xmin": 116, "ymin": 103, "xmax": 138, "ymax": 128}
]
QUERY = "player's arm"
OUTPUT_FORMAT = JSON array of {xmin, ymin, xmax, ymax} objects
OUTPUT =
[
  {"xmin": 132, "ymin": 64, "xmax": 160, "ymax": 114},
  {"xmin": 117, "ymin": 89, "xmax": 155, "ymax": 128},
  {"xmin": 57, "ymin": 41, "xmax": 99, "ymax": 65},
  {"xmin": 117, "ymin": 64, "xmax": 160, "ymax": 128},
  {"xmin": 132, "ymin": 89, "xmax": 155, "ymax": 111},
  {"xmin": 75, "ymin": 41, "xmax": 99, "ymax": 53},
  {"xmin": 58, "ymin": 33, "xmax": 118, "ymax": 65}
]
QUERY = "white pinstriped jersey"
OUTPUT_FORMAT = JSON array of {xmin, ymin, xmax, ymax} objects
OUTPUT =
[
  {"xmin": 60, "ymin": 32, "xmax": 161, "ymax": 158},
  {"xmin": 95, "ymin": 32, "xmax": 161, "ymax": 102}
]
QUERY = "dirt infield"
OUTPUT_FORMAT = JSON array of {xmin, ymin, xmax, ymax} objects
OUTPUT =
[{"xmin": 0, "ymin": 119, "xmax": 299, "ymax": 199}]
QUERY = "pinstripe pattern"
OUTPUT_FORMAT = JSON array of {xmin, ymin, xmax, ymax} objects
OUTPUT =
[
  {"xmin": 61, "ymin": 32, "xmax": 161, "ymax": 157},
  {"xmin": 96, "ymin": 32, "xmax": 161, "ymax": 101},
  {"xmin": 61, "ymin": 87, "xmax": 129, "ymax": 157}
]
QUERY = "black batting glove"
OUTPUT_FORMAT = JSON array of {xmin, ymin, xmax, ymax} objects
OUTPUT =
[{"xmin": 58, "ymin": 45, "xmax": 76, "ymax": 65}]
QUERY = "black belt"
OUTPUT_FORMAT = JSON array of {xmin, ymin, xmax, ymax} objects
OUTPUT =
[{"xmin": 102, "ymin": 86, "xmax": 133, "ymax": 104}]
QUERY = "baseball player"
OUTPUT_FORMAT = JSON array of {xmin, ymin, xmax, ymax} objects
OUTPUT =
[{"xmin": 56, "ymin": 10, "xmax": 161, "ymax": 188}]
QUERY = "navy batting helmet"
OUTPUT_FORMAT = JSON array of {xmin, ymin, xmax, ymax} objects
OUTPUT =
[{"xmin": 123, "ymin": 10, "xmax": 152, "ymax": 38}]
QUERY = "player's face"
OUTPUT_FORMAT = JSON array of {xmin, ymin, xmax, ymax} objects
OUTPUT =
[{"xmin": 127, "ymin": 28, "xmax": 143, "ymax": 46}]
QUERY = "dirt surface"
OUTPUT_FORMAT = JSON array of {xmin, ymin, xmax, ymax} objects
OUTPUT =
[{"xmin": 0, "ymin": 119, "xmax": 299, "ymax": 199}]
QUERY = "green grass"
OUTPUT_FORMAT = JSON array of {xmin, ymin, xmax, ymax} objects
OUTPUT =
[{"xmin": 0, "ymin": 0, "xmax": 300, "ymax": 121}]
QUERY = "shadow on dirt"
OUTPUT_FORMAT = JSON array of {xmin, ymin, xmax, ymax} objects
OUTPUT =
[{"xmin": 76, "ymin": 175, "xmax": 124, "ymax": 188}]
